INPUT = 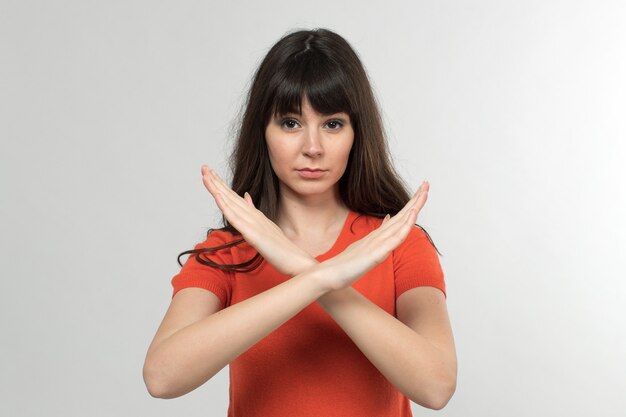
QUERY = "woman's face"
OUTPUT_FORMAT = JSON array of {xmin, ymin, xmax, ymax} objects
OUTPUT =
[{"xmin": 264, "ymin": 97, "xmax": 354, "ymax": 202}]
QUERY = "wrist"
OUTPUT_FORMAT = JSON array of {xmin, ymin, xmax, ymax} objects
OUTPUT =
[
  {"xmin": 304, "ymin": 262, "xmax": 336, "ymax": 295},
  {"xmin": 288, "ymin": 255, "xmax": 319, "ymax": 277},
  {"xmin": 300, "ymin": 256, "xmax": 319, "ymax": 272}
]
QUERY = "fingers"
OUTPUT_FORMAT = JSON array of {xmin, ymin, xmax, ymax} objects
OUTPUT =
[
  {"xmin": 201, "ymin": 165, "xmax": 218, "ymax": 195},
  {"xmin": 244, "ymin": 192, "xmax": 254, "ymax": 207},
  {"xmin": 375, "ymin": 180, "xmax": 429, "ymax": 245},
  {"xmin": 201, "ymin": 167, "xmax": 261, "ymax": 236},
  {"xmin": 409, "ymin": 181, "xmax": 429, "ymax": 215},
  {"xmin": 378, "ymin": 181, "xmax": 429, "ymax": 232},
  {"xmin": 206, "ymin": 169, "xmax": 236, "ymax": 199},
  {"xmin": 373, "ymin": 208, "xmax": 418, "ymax": 256},
  {"xmin": 202, "ymin": 167, "xmax": 249, "ymax": 211},
  {"xmin": 402, "ymin": 181, "xmax": 428, "ymax": 214}
]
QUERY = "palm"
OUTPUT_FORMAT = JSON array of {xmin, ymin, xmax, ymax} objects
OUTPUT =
[
  {"xmin": 201, "ymin": 165, "xmax": 430, "ymax": 288},
  {"xmin": 316, "ymin": 183, "xmax": 429, "ymax": 291},
  {"xmin": 201, "ymin": 166, "xmax": 314, "ymax": 276}
]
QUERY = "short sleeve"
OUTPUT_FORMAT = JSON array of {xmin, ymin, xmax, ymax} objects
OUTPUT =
[
  {"xmin": 393, "ymin": 226, "xmax": 446, "ymax": 299},
  {"xmin": 171, "ymin": 230, "xmax": 235, "ymax": 309}
]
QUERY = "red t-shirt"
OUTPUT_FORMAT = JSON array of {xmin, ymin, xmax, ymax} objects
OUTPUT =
[{"xmin": 171, "ymin": 209, "xmax": 446, "ymax": 417}]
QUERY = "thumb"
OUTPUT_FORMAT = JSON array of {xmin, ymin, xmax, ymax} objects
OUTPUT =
[
  {"xmin": 244, "ymin": 192, "xmax": 254, "ymax": 207},
  {"xmin": 381, "ymin": 213, "xmax": 391, "ymax": 225}
]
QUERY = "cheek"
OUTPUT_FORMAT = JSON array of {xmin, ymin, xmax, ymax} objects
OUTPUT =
[
  {"xmin": 337, "ymin": 138, "xmax": 354, "ymax": 165},
  {"xmin": 264, "ymin": 140, "xmax": 289, "ymax": 176}
]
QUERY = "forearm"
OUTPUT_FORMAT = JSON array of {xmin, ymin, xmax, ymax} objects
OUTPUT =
[
  {"xmin": 294, "ymin": 257, "xmax": 455, "ymax": 409},
  {"xmin": 317, "ymin": 288, "xmax": 455, "ymax": 409},
  {"xmin": 145, "ymin": 267, "xmax": 329, "ymax": 399}
]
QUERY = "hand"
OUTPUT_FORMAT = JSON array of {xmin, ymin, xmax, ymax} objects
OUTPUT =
[
  {"xmin": 201, "ymin": 166, "xmax": 316, "ymax": 276},
  {"xmin": 313, "ymin": 181, "xmax": 430, "ymax": 292}
]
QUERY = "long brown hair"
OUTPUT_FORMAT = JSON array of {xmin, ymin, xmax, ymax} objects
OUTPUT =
[{"xmin": 178, "ymin": 28, "xmax": 441, "ymax": 271}]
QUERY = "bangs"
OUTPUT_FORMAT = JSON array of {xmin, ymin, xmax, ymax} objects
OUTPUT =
[{"xmin": 268, "ymin": 52, "xmax": 353, "ymax": 119}]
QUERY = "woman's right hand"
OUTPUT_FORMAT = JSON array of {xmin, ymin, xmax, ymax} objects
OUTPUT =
[
  {"xmin": 201, "ymin": 165, "xmax": 317, "ymax": 277},
  {"xmin": 313, "ymin": 181, "xmax": 430, "ymax": 292}
]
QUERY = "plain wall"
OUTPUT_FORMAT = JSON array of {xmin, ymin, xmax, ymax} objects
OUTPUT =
[{"xmin": 1, "ymin": 1, "xmax": 625, "ymax": 416}]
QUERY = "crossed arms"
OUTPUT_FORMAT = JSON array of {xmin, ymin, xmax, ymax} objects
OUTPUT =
[{"xmin": 142, "ymin": 168, "xmax": 457, "ymax": 410}]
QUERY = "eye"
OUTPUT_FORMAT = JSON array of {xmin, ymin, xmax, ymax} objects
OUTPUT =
[
  {"xmin": 280, "ymin": 118, "xmax": 300, "ymax": 130},
  {"xmin": 325, "ymin": 119, "xmax": 344, "ymax": 130}
]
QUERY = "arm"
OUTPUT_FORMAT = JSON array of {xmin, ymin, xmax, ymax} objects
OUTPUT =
[
  {"xmin": 143, "ymin": 167, "xmax": 325, "ymax": 398},
  {"xmin": 143, "ymin": 221, "xmax": 444, "ymax": 401},
  {"xmin": 144, "ymin": 173, "xmax": 419, "ymax": 399},
  {"xmin": 143, "ymin": 264, "xmax": 331, "ymax": 399},
  {"xmin": 287, "ymin": 257, "xmax": 457, "ymax": 410},
  {"xmin": 144, "ymin": 167, "xmax": 422, "ymax": 397},
  {"xmin": 318, "ymin": 286, "xmax": 457, "ymax": 410},
  {"xmin": 207, "ymin": 170, "xmax": 456, "ymax": 409}
]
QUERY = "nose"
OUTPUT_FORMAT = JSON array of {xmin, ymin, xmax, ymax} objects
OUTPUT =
[{"xmin": 302, "ymin": 127, "xmax": 323, "ymax": 157}]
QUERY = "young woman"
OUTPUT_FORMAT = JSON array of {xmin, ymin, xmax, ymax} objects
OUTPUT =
[{"xmin": 143, "ymin": 28, "xmax": 457, "ymax": 416}]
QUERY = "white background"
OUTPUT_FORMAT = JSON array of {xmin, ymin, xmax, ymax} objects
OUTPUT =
[{"xmin": 1, "ymin": 1, "xmax": 625, "ymax": 416}]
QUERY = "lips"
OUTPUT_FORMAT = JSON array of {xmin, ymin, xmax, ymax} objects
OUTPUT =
[{"xmin": 296, "ymin": 168, "xmax": 326, "ymax": 179}]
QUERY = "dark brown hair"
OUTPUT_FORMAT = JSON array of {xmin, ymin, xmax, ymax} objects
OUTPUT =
[{"xmin": 178, "ymin": 28, "xmax": 441, "ymax": 271}]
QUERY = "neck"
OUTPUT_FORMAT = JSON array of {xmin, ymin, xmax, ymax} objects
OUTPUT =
[{"xmin": 276, "ymin": 189, "xmax": 350, "ymax": 238}]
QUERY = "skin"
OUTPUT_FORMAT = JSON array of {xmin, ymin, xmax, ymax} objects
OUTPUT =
[
  {"xmin": 143, "ymin": 99, "xmax": 457, "ymax": 410},
  {"xmin": 264, "ymin": 97, "xmax": 355, "ymax": 248}
]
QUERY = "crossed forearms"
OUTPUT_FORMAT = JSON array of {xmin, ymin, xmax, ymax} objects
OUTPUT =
[
  {"xmin": 145, "ymin": 255, "xmax": 444, "ymax": 402},
  {"xmin": 144, "ymin": 263, "xmax": 337, "ymax": 399}
]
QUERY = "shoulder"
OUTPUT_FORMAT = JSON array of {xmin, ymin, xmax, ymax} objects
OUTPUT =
[
  {"xmin": 406, "ymin": 225, "xmax": 433, "ymax": 245},
  {"xmin": 196, "ymin": 228, "xmax": 259, "ymax": 266},
  {"xmin": 398, "ymin": 224, "xmax": 435, "ymax": 251},
  {"xmin": 191, "ymin": 229, "xmax": 242, "ymax": 264},
  {"xmin": 392, "ymin": 225, "xmax": 443, "ymax": 275},
  {"xmin": 392, "ymin": 224, "xmax": 441, "ymax": 272},
  {"xmin": 392, "ymin": 224, "xmax": 446, "ymax": 297}
]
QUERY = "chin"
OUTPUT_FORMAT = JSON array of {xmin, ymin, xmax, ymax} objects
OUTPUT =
[{"xmin": 283, "ymin": 181, "xmax": 338, "ymax": 197}]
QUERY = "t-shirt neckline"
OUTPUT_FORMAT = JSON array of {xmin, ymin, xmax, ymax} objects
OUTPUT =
[{"xmin": 314, "ymin": 209, "xmax": 357, "ymax": 261}]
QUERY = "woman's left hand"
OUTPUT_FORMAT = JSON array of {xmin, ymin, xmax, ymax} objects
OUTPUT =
[
  {"xmin": 311, "ymin": 181, "xmax": 428, "ymax": 292},
  {"xmin": 201, "ymin": 165, "xmax": 316, "ymax": 276}
]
